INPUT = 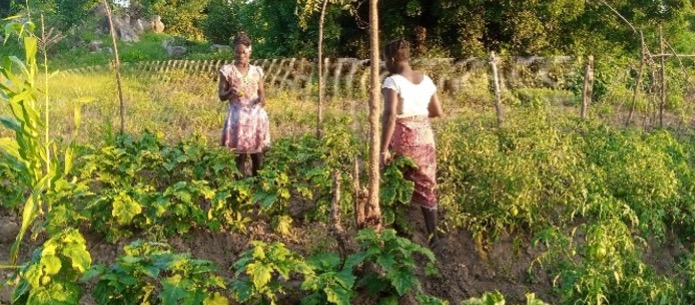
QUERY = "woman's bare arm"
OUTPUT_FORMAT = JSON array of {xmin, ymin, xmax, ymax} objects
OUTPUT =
[
  {"xmin": 381, "ymin": 88, "xmax": 398, "ymax": 155},
  {"xmin": 218, "ymin": 72, "xmax": 235, "ymax": 101},
  {"xmin": 428, "ymin": 93, "xmax": 443, "ymax": 118}
]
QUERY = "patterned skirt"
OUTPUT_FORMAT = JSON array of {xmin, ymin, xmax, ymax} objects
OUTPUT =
[
  {"xmin": 389, "ymin": 115, "xmax": 437, "ymax": 209},
  {"xmin": 222, "ymin": 102, "xmax": 270, "ymax": 154}
]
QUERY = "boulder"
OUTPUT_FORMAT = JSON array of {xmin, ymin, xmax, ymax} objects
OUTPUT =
[
  {"xmin": 151, "ymin": 15, "xmax": 165, "ymax": 33},
  {"xmin": 162, "ymin": 38, "xmax": 187, "ymax": 58},
  {"xmin": 132, "ymin": 18, "xmax": 150, "ymax": 34},
  {"xmin": 88, "ymin": 40, "xmax": 104, "ymax": 52},
  {"xmin": 113, "ymin": 15, "xmax": 139, "ymax": 42}
]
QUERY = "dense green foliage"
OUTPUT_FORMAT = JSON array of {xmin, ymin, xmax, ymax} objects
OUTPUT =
[{"xmin": 5, "ymin": 0, "xmax": 694, "ymax": 61}]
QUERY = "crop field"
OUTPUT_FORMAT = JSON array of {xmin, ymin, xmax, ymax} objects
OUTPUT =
[{"xmin": 4, "ymin": 3, "xmax": 695, "ymax": 303}]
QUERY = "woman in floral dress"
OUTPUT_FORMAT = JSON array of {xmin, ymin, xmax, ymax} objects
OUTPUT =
[{"xmin": 218, "ymin": 32, "xmax": 270, "ymax": 177}]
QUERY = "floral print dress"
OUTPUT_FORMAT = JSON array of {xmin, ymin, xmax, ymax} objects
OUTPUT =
[{"xmin": 220, "ymin": 63, "xmax": 271, "ymax": 154}]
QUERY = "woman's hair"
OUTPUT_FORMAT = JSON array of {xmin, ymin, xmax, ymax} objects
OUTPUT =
[
  {"xmin": 233, "ymin": 31, "xmax": 252, "ymax": 47},
  {"xmin": 384, "ymin": 39, "xmax": 410, "ymax": 61}
]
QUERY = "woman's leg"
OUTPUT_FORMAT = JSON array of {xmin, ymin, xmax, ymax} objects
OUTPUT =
[
  {"xmin": 251, "ymin": 152, "xmax": 264, "ymax": 177},
  {"xmin": 421, "ymin": 206, "xmax": 439, "ymax": 247},
  {"xmin": 236, "ymin": 154, "xmax": 248, "ymax": 177}
]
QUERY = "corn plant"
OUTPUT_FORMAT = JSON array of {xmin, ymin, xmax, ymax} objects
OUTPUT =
[{"xmin": 1, "ymin": 15, "xmax": 82, "ymax": 264}]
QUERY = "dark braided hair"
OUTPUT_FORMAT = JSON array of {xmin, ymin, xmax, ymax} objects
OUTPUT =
[
  {"xmin": 233, "ymin": 31, "xmax": 252, "ymax": 47},
  {"xmin": 384, "ymin": 39, "xmax": 410, "ymax": 61}
]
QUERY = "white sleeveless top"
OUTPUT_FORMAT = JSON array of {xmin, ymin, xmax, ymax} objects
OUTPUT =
[{"xmin": 382, "ymin": 74, "xmax": 437, "ymax": 117}]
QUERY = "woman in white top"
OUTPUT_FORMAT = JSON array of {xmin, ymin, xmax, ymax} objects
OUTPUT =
[{"xmin": 381, "ymin": 39, "xmax": 443, "ymax": 247}]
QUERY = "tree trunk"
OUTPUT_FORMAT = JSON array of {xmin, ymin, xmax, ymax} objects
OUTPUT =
[
  {"xmin": 581, "ymin": 55, "xmax": 594, "ymax": 120},
  {"xmin": 362, "ymin": 0, "xmax": 382, "ymax": 230},
  {"xmin": 317, "ymin": 0, "xmax": 329, "ymax": 139},
  {"xmin": 103, "ymin": 0, "xmax": 126, "ymax": 134}
]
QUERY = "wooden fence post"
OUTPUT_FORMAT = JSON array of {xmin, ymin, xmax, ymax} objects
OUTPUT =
[
  {"xmin": 626, "ymin": 31, "xmax": 646, "ymax": 127},
  {"xmin": 489, "ymin": 52, "xmax": 503, "ymax": 127},
  {"xmin": 103, "ymin": 0, "xmax": 126, "ymax": 134},
  {"xmin": 581, "ymin": 55, "xmax": 594, "ymax": 120},
  {"xmin": 659, "ymin": 26, "xmax": 667, "ymax": 128}
]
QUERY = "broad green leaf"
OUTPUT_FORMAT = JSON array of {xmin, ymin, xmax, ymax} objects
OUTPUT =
[
  {"xmin": 325, "ymin": 286, "xmax": 351, "ymax": 305},
  {"xmin": 23, "ymin": 36, "xmax": 38, "ymax": 69},
  {"xmin": 251, "ymin": 243, "xmax": 267, "ymax": 260},
  {"xmin": 308, "ymin": 253, "xmax": 341, "ymax": 271},
  {"xmin": 274, "ymin": 215, "xmax": 292, "ymax": 235},
  {"xmin": 416, "ymin": 294, "xmax": 449, "ymax": 305},
  {"xmin": 334, "ymin": 270, "xmax": 356, "ymax": 288},
  {"xmin": 0, "ymin": 137, "xmax": 21, "ymax": 158},
  {"xmin": 247, "ymin": 263, "xmax": 272, "ymax": 289},
  {"xmin": 390, "ymin": 269, "xmax": 416, "ymax": 296},
  {"xmin": 26, "ymin": 281, "xmax": 81, "ymax": 305},
  {"xmin": 11, "ymin": 195, "xmax": 38, "ymax": 264},
  {"xmin": 203, "ymin": 292, "xmax": 230, "ymax": 305},
  {"xmin": 62, "ymin": 143, "xmax": 74, "ymax": 173},
  {"xmin": 230, "ymin": 280, "xmax": 253, "ymax": 302},
  {"xmin": 383, "ymin": 209, "xmax": 395, "ymax": 226},
  {"xmin": 161, "ymin": 275, "xmax": 189, "ymax": 305},
  {"xmin": 62, "ymin": 242, "xmax": 92, "ymax": 273},
  {"xmin": 0, "ymin": 116, "xmax": 21, "ymax": 131},
  {"xmin": 232, "ymin": 257, "xmax": 252, "ymax": 275},
  {"xmin": 24, "ymin": 263, "xmax": 43, "ymax": 288},
  {"xmin": 376, "ymin": 254, "xmax": 396, "ymax": 272},
  {"xmin": 344, "ymin": 251, "xmax": 369, "ymax": 270},
  {"xmin": 112, "ymin": 192, "xmax": 142, "ymax": 225},
  {"xmin": 80, "ymin": 265, "xmax": 105, "ymax": 282},
  {"xmin": 41, "ymin": 255, "xmax": 62, "ymax": 277}
]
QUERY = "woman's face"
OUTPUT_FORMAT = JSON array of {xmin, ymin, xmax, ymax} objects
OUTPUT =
[{"xmin": 234, "ymin": 44, "xmax": 251, "ymax": 65}]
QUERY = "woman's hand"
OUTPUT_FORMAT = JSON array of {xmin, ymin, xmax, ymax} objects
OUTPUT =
[{"xmin": 380, "ymin": 150, "xmax": 392, "ymax": 168}]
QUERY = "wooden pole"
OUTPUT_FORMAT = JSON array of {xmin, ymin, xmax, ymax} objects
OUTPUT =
[
  {"xmin": 581, "ymin": 55, "xmax": 594, "ymax": 120},
  {"xmin": 489, "ymin": 52, "xmax": 503, "ymax": 127},
  {"xmin": 364, "ymin": 0, "xmax": 382, "ymax": 230},
  {"xmin": 316, "ymin": 0, "xmax": 328, "ymax": 139},
  {"xmin": 103, "ymin": 0, "xmax": 126, "ymax": 134},
  {"xmin": 353, "ymin": 157, "xmax": 364, "ymax": 226},
  {"xmin": 659, "ymin": 26, "xmax": 666, "ymax": 128},
  {"xmin": 330, "ymin": 170, "xmax": 347, "ymax": 256},
  {"xmin": 626, "ymin": 32, "xmax": 646, "ymax": 127}
]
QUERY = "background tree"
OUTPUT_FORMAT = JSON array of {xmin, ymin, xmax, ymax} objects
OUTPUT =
[
  {"xmin": 131, "ymin": 0, "xmax": 210, "ymax": 38},
  {"xmin": 201, "ymin": 0, "xmax": 242, "ymax": 45}
]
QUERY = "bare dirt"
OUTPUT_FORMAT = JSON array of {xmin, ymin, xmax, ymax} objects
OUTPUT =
[
  {"xmin": 0, "ymin": 206, "xmax": 684, "ymax": 305},
  {"xmin": 0, "ymin": 206, "xmax": 558, "ymax": 305}
]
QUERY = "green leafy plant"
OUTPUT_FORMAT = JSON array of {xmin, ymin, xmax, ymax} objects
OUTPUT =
[
  {"xmin": 348, "ymin": 229, "xmax": 438, "ymax": 302},
  {"xmin": 86, "ymin": 241, "xmax": 229, "ymax": 305},
  {"xmin": 12, "ymin": 228, "xmax": 92, "ymax": 305},
  {"xmin": 380, "ymin": 156, "xmax": 415, "ymax": 233},
  {"xmin": 301, "ymin": 252, "xmax": 356, "ymax": 305},
  {"xmin": 229, "ymin": 241, "xmax": 313, "ymax": 305},
  {"xmin": 460, "ymin": 291, "xmax": 549, "ymax": 305},
  {"xmin": 1, "ymin": 14, "xmax": 82, "ymax": 264}
]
